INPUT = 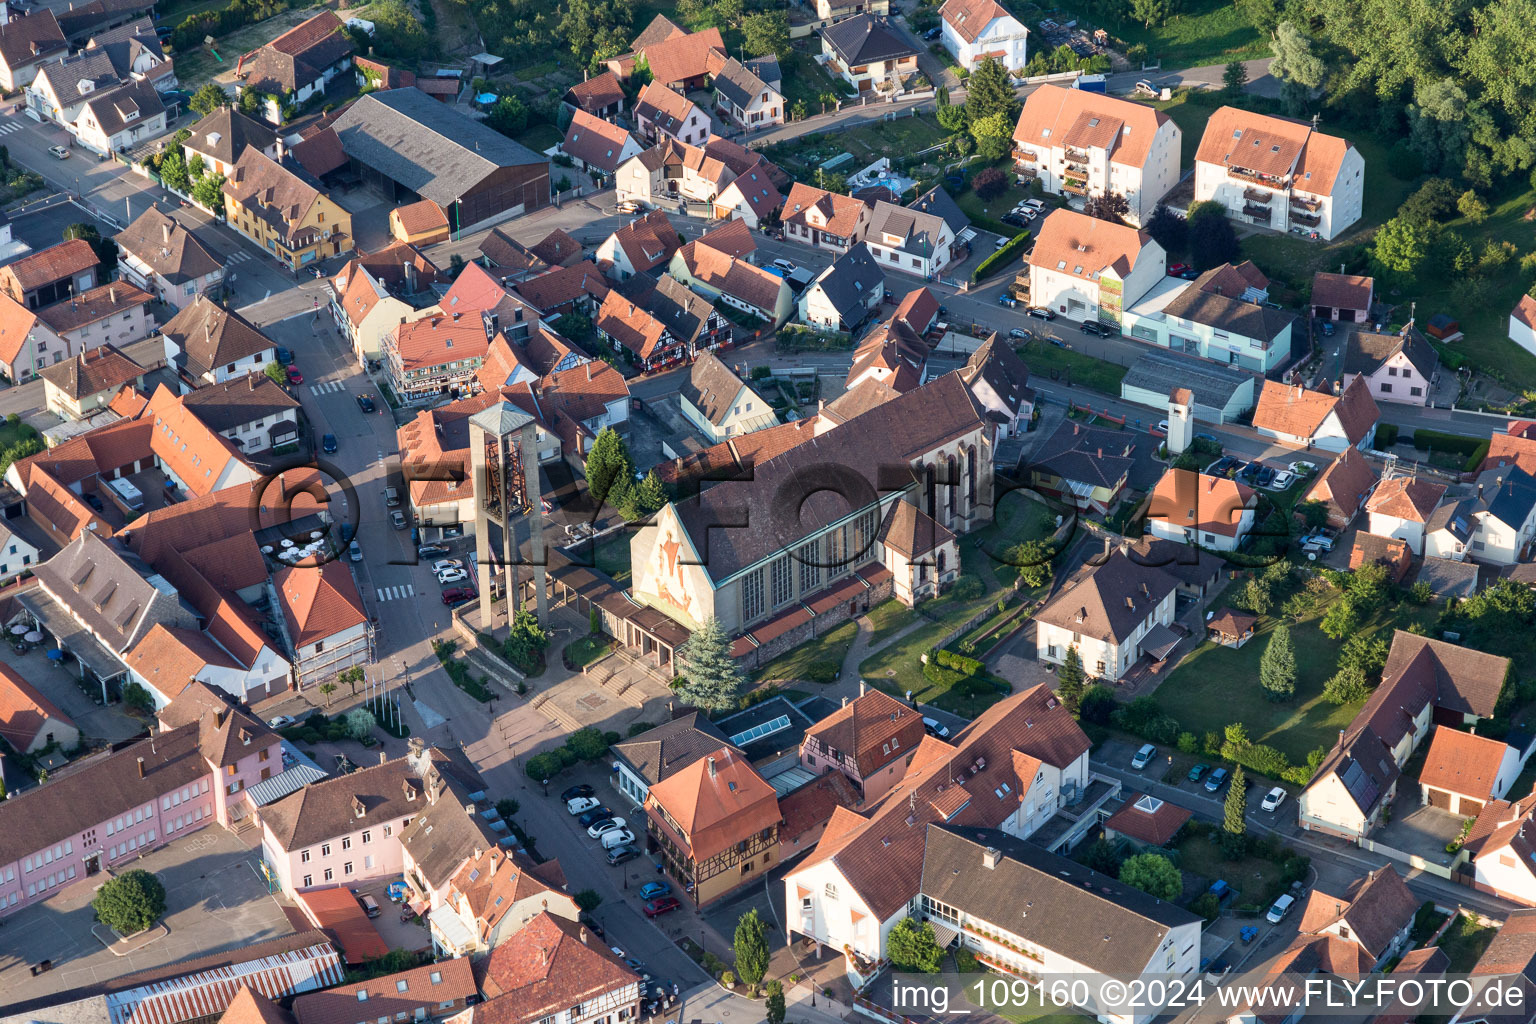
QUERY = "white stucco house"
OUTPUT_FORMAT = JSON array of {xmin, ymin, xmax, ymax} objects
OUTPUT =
[
  {"xmin": 1193, "ymin": 106, "xmax": 1364, "ymax": 241},
  {"xmin": 1033, "ymin": 549, "xmax": 1179, "ymax": 682},
  {"xmin": 938, "ymin": 0, "xmax": 1027, "ymax": 71},
  {"xmin": 1027, "ymin": 209, "xmax": 1165, "ymax": 328},
  {"xmin": 1011, "ymin": 85, "xmax": 1180, "ymax": 226}
]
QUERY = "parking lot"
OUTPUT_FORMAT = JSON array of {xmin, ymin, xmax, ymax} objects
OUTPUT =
[{"xmin": 0, "ymin": 827, "xmax": 293, "ymax": 1008}]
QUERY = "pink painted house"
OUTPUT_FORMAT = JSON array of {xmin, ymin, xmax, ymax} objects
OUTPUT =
[
  {"xmin": 0, "ymin": 683, "xmax": 280, "ymax": 917},
  {"xmin": 1341, "ymin": 327, "xmax": 1439, "ymax": 407},
  {"xmin": 258, "ymin": 744, "xmax": 480, "ymax": 898}
]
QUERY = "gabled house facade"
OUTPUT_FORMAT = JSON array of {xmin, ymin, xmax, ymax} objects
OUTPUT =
[
  {"xmin": 939, "ymin": 0, "xmax": 1027, "ymax": 72},
  {"xmin": 1034, "ymin": 549, "xmax": 1179, "ymax": 682},
  {"xmin": 1028, "ymin": 208, "xmax": 1165, "ymax": 326},
  {"xmin": 1011, "ymin": 84, "xmax": 1179, "ymax": 226},
  {"xmin": 1193, "ymin": 106, "xmax": 1364, "ymax": 241}
]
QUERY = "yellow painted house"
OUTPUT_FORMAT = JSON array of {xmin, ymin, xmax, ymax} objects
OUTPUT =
[{"xmin": 222, "ymin": 148, "xmax": 352, "ymax": 270}]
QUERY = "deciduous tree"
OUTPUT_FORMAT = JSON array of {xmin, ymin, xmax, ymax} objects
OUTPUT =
[
  {"xmin": 93, "ymin": 870, "xmax": 166, "ymax": 934},
  {"xmin": 741, "ymin": 11, "xmax": 789, "ymax": 59},
  {"xmin": 733, "ymin": 909, "xmax": 769, "ymax": 990},
  {"xmin": 1118, "ymin": 852, "xmax": 1181, "ymax": 900},
  {"xmin": 887, "ymin": 917, "xmax": 945, "ymax": 972}
]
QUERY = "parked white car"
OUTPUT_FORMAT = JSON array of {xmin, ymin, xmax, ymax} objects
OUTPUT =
[
  {"xmin": 1269, "ymin": 470, "xmax": 1295, "ymax": 490},
  {"xmin": 587, "ymin": 817, "xmax": 627, "ymax": 839},
  {"xmin": 600, "ymin": 828, "xmax": 636, "ymax": 849},
  {"xmin": 1289, "ymin": 460, "xmax": 1317, "ymax": 476},
  {"xmin": 437, "ymin": 568, "xmax": 468, "ymax": 584},
  {"xmin": 567, "ymin": 796, "xmax": 602, "ymax": 815},
  {"xmin": 1266, "ymin": 894, "xmax": 1295, "ymax": 923},
  {"xmin": 1261, "ymin": 786, "xmax": 1287, "ymax": 812},
  {"xmin": 1131, "ymin": 743, "xmax": 1156, "ymax": 770},
  {"xmin": 432, "ymin": 559, "xmax": 464, "ymax": 574}
]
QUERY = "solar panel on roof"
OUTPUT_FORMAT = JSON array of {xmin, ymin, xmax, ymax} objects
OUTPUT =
[{"xmin": 1339, "ymin": 758, "xmax": 1380, "ymax": 810}]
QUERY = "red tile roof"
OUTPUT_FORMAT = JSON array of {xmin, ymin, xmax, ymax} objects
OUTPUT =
[
  {"xmin": 275, "ymin": 562, "xmax": 368, "ymax": 648},
  {"xmin": 646, "ymin": 746, "xmax": 780, "ymax": 861},
  {"xmin": 1312, "ymin": 272, "xmax": 1373, "ymax": 311},
  {"xmin": 1104, "ymin": 792, "xmax": 1192, "ymax": 847},
  {"xmin": 565, "ymin": 70, "xmax": 625, "ymax": 114},
  {"xmin": 1146, "ymin": 468, "xmax": 1256, "ymax": 537},
  {"xmin": 293, "ymin": 960, "xmax": 474, "ymax": 1024},
  {"xmin": 476, "ymin": 913, "xmax": 639, "ymax": 1024},
  {"xmin": 3, "ymin": 238, "xmax": 97, "ymax": 292},
  {"xmin": 640, "ymin": 28, "xmax": 724, "ymax": 87},
  {"xmin": 1419, "ymin": 727, "xmax": 1511, "ymax": 800},
  {"xmin": 803, "ymin": 689, "xmax": 925, "ymax": 781},
  {"xmin": 296, "ymin": 886, "xmax": 391, "ymax": 964},
  {"xmin": 0, "ymin": 661, "xmax": 75, "ymax": 751},
  {"xmin": 1366, "ymin": 475, "xmax": 1446, "ymax": 522},
  {"xmin": 392, "ymin": 198, "xmax": 449, "ymax": 236},
  {"xmin": 1255, "ymin": 377, "xmax": 1379, "ymax": 445},
  {"xmin": 791, "ymin": 684, "xmax": 1089, "ymax": 921}
]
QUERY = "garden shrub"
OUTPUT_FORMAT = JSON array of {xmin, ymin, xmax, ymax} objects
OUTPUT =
[
  {"xmin": 805, "ymin": 661, "xmax": 839, "ymax": 684},
  {"xmin": 934, "ymin": 649, "xmax": 983, "ymax": 676}
]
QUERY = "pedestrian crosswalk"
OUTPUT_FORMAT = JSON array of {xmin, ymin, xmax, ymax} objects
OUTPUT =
[
  {"xmin": 376, "ymin": 584, "xmax": 415, "ymax": 602},
  {"xmin": 310, "ymin": 381, "xmax": 345, "ymax": 395},
  {"xmin": 224, "ymin": 250, "xmax": 254, "ymax": 265},
  {"xmin": 0, "ymin": 120, "xmax": 25, "ymax": 137}
]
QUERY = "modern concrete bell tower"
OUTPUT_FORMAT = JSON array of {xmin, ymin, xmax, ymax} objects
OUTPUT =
[
  {"xmin": 1167, "ymin": 387, "xmax": 1194, "ymax": 456},
  {"xmin": 468, "ymin": 401, "xmax": 547, "ymax": 631}
]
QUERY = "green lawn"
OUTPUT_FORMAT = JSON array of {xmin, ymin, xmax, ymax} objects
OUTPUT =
[
  {"xmin": 1055, "ymin": 0, "xmax": 1269, "ymax": 67},
  {"xmin": 1153, "ymin": 591, "xmax": 1436, "ymax": 764},
  {"xmin": 763, "ymin": 113, "xmax": 949, "ymax": 181},
  {"xmin": 777, "ymin": 47, "xmax": 851, "ymax": 119},
  {"xmin": 1438, "ymin": 914, "xmax": 1498, "ymax": 973},
  {"xmin": 755, "ymin": 619, "xmax": 858, "ymax": 684},
  {"xmin": 564, "ymin": 635, "xmax": 613, "ymax": 670},
  {"xmin": 865, "ymin": 599, "xmax": 917, "ymax": 646},
  {"xmin": 1173, "ymin": 831, "xmax": 1285, "ymax": 907},
  {"xmin": 953, "ymin": 161, "xmax": 1038, "ymax": 235},
  {"xmin": 1014, "ymin": 339, "xmax": 1129, "ymax": 395},
  {"xmin": 518, "ymin": 123, "xmax": 563, "ymax": 157}
]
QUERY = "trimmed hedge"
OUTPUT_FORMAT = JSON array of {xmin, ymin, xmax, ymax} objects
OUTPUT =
[
  {"xmin": 1375, "ymin": 423, "xmax": 1399, "ymax": 448},
  {"xmin": 934, "ymin": 649, "xmax": 983, "ymax": 676},
  {"xmin": 1466, "ymin": 439, "xmax": 1491, "ymax": 471},
  {"xmin": 970, "ymin": 229, "xmax": 1032, "ymax": 282},
  {"xmin": 1409, "ymin": 428, "xmax": 1485, "ymax": 457}
]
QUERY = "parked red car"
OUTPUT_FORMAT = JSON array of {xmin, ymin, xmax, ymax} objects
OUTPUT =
[
  {"xmin": 1167, "ymin": 263, "xmax": 1191, "ymax": 276},
  {"xmin": 286, "ymin": 366, "xmax": 305, "ymax": 384},
  {"xmin": 440, "ymin": 586, "xmax": 476, "ymax": 605},
  {"xmin": 643, "ymin": 896, "xmax": 681, "ymax": 918}
]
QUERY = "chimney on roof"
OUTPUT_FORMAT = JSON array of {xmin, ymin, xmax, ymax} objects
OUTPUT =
[
  {"xmin": 109, "ymin": 286, "xmax": 116, "ymax": 304},
  {"xmin": 249, "ymin": 374, "xmax": 255, "ymax": 390},
  {"xmin": 982, "ymin": 847, "xmax": 999, "ymax": 869},
  {"xmin": 136, "ymin": 756, "xmax": 145, "ymax": 778},
  {"xmin": 707, "ymin": 755, "xmax": 716, "ymax": 779},
  {"xmin": 580, "ymin": 927, "xmax": 589, "ymax": 945},
  {"xmin": 379, "ymin": 751, "xmax": 388, "ymax": 765},
  {"xmin": 275, "ymin": 137, "xmax": 286, "ymax": 162},
  {"xmin": 841, "ymin": 696, "xmax": 848, "ymax": 708}
]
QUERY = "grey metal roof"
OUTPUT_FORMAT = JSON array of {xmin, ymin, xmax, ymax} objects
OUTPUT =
[
  {"xmin": 808, "ymin": 242, "xmax": 884, "ymax": 323},
  {"xmin": 1418, "ymin": 556, "xmax": 1480, "ymax": 599},
  {"xmin": 246, "ymin": 761, "xmax": 328, "ymax": 806},
  {"xmin": 1121, "ymin": 347, "xmax": 1256, "ymax": 410},
  {"xmin": 330, "ymin": 88, "xmax": 547, "ymax": 207},
  {"xmin": 470, "ymin": 400, "xmax": 535, "ymax": 436}
]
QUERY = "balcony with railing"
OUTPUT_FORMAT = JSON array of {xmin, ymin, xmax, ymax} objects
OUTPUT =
[
  {"xmin": 1243, "ymin": 187, "xmax": 1272, "ymax": 204},
  {"xmin": 1062, "ymin": 179, "xmax": 1088, "ymax": 196},
  {"xmin": 1290, "ymin": 194, "xmax": 1321, "ymax": 212},
  {"xmin": 1063, "ymin": 146, "xmax": 1088, "ymax": 163},
  {"xmin": 1242, "ymin": 203, "xmax": 1273, "ymax": 223},
  {"xmin": 1291, "ymin": 210, "xmax": 1321, "ymax": 227},
  {"xmin": 1226, "ymin": 166, "xmax": 1288, "ymax": 190}
]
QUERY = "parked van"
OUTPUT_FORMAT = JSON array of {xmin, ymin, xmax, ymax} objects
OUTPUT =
[{"xmin": 357, "ymin": 893, "xmax": 381, "ymax": 918}]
